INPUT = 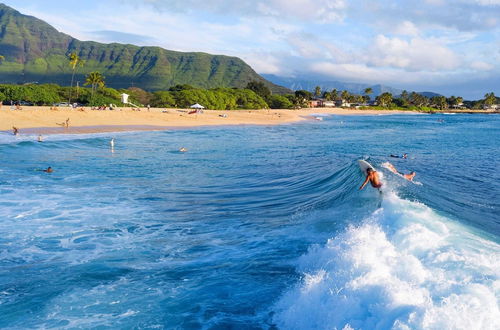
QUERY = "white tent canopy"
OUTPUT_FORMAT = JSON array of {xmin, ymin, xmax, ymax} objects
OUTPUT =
[{"xmin": 190, "ymin": 103, "xmax": 205, "ymax": 109}]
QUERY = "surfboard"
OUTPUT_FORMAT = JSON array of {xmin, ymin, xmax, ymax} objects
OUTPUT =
[{"xmin": 358, "ymin": 159, "xmax": 374, "ymax": 174}]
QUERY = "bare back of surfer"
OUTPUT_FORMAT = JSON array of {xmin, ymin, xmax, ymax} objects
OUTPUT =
[{"xmin": 359, "ymin": 168, "xmax": 382, "ymax": 190}]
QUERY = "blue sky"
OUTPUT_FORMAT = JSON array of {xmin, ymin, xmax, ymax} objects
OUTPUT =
[{"xmin": 3, "ymin": 0, "xmax": 500, "ymax": 98}]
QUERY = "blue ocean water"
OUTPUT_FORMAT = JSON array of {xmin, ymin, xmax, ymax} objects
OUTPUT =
[{"xmin": 0, "ymin": 114, "xmax": 499, "ymax": 329}]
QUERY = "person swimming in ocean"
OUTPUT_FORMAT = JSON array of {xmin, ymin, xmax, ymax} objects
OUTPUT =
[
  {"xmin": 390, "ymin": 153, "xmax": 407, "ymax": 159},
  {"xmin": 385, "ymin": 162, "xmax": 416, "ymax": 181},
  {"xmin": 359, "ymin": 167, "xmax": 382, "ymax": 190},
  {"xmin": 37, "ymin": 166, "xmax": 53, "ymax": 173}
]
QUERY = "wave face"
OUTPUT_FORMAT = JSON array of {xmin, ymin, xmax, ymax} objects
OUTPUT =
[
  {"xmin": 273, "ymin": 192, "xmax": 500, "ymax": 329},
  {"xmin": 0, "ymin": 114, "xmax": 499, "ymax": 328}
]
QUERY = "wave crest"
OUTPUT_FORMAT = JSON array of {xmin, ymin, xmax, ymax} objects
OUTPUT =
[{"xmin": 273, "ymin": 193, "xmax": 500, "ymax": 329}]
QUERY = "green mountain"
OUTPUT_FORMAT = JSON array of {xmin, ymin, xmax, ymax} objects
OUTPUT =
[{"xmin": 0, "ymin": 4, "xmax": 289, "ymax": 93}]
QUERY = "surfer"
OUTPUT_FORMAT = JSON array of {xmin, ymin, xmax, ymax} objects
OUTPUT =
[
  {"xmin": 38, "ymin": 166, "xmax": 53, "ymax": 173},
  {"xmin": 12, "ymin": 126, "xmax": 19, "ymax": 135},
  {"xmin": 390, "ymin": 153, "xmax": 407, "ymax": 159},
  {"xmin": 359, "ymin": 168, "xmax": 383, "ymax": 190},
  {"xmin": 385, "ymin": 162, "xmax": 416, "ymax": 181}
]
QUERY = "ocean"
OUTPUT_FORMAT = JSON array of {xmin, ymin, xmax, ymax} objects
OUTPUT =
[{"xmin": 0, "ymin": 114, "xmax": 498, "ymax": 329}]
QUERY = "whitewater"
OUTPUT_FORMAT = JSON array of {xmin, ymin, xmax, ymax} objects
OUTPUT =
[{"xmin": 0, "ymin": 114, "xmax": 498, "ymax": 328}]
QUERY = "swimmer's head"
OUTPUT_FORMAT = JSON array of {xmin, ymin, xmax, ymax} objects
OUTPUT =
[{"xmin": 366, "ymin": 168, "xmax": 373, "ymax": 173}]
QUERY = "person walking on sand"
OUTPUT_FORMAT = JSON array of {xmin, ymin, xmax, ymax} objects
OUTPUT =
[
  {"xmin": 359, "ymin": 167, "xmax": 382, "ymax": 190},
  {"xmin": 65, "ymin": 118, "xmax": 70, "ymax": 128}
]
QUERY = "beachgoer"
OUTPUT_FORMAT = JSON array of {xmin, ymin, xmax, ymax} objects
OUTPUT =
[
  {"xmin": 43, "ymin": 167, "xmax": 53, "ymax": 173},
  {"xmin": 110, "ymin": 138, "xmax": 115, "ymax": 148},
  {"xmin": 359, "ymin": 167, "xmax": 382, "ymax": 190},
  {"xmin": 65, "ymin": 118, "xmax": 70, "ymax": 128},
  {"xmin": 385, "ymin": 162, "xmax": 416, "ymax": 181},
  {"xmin": 37, "ymin": 135, "xmax": 43, "ymax": 142},
  {"xmin": 12, "ymin": 126, "xmax": 18, "ymax": 135},
  {"xmin": 179, "ymin": 147, "xmax": 187, "ymax": 152}
]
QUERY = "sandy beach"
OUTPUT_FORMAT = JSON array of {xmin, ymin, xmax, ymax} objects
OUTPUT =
[{"xmin": 0, "ymin": 106, "xmax": 416, "ymax": 134}]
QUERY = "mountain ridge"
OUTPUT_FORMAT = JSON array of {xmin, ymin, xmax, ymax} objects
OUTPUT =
[
  {"xmin": 262, "ymin": 74, "xmax": 443, "ymax": 97},
  {"xmin": 0, "ymin": 3, "xmax": 290, "ymax": 93}
]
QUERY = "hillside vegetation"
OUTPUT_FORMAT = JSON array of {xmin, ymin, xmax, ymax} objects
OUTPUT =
[{"xmin": 0, "ymin": 4, "xmax": 289, "ymax": 93}]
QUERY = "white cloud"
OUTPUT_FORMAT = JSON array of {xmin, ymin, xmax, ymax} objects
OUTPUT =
[
  {"xmin": 470, "ymin": 61, "xmax": 494, "ymax": 70},
  {"xmin": 137, "ymin": 0, "xmax": 348, "ymax": 22},
  {"xmin": 309, "ymin": 61, "xmax": 460, "ymax": 85},
  {"xmin": 394, "ymin": 21, "xmax": 420, "ymax": 36},
  {"xmin": 366, "ymin": 35, "xmax": 460, "ymax": 71},
  {"xmin": 240, "ymin": 52, "xmax": 284, "ymax": 74}
]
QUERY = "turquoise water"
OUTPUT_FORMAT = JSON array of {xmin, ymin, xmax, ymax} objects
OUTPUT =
[{"xmin": 0, "ymin": 114, "xmax": 499, "ymax": 328}]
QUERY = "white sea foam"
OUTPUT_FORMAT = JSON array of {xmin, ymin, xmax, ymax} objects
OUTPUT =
[
  {"xmin": 0, "ymin": 130, "xmax": 143, "ymax": 145},
  {"xmin": 273, "ymin": 193, "xmax": 500, "ymax": 329}
]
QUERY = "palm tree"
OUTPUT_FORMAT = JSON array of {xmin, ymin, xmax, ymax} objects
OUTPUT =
[
  {"xmin": 341, "ymin": 90, "xmax": 350, "ymax": 101},
  {"xmin": 314, "ymin": 86, "xmax": 321, "ymax": 97},
  {"xmin": 331, "ymin": 89, "xmax": 338, "ymax": 101},
  {"xmin": 68, "ymin": 52, "xmax": 84, "ymax": 104},
  {"xmin": 363, "ymin": 87, "xmax": 373, "ymax": 103},
  {"xmin": 484, "ymin": 92, "xmax": 496, "ymax": 106},
  {"xmin": 84, "ymin": 71, "xmax": 105, "ymax": 105}
]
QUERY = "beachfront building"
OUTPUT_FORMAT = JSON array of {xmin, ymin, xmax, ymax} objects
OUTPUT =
[
  {"xmin": 483, "ymin": 104, "xmax": 499, "ymax": 110},
  {"xmin": 309, "ymin": 99, "xmax": 323, "ymax": 108},
  {"xmin": 333, "ymin": 100, "xmax": 351, "ymax": 107}
]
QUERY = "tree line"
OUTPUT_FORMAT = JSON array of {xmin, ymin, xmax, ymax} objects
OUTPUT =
[{"xmin": 309, "ymin": 86, "xmax": 498, "ymax": 110}]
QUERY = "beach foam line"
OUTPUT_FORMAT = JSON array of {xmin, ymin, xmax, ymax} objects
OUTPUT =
[
  {"xmin": 273, "ymin": 192, "xmax": 500, "ymax": 329},
  {"xmin": 0, "ymin": 125, "xmax": 170, "ymax": 135}
]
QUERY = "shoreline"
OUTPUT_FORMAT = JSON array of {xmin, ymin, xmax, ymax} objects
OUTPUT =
[{"xmin": 1, "ymin": 106, "xmax": 490, "ymax": 135}]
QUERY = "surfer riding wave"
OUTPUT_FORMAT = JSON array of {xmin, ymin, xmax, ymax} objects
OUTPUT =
[{"xmin": 359, "ymin": 167, "xmax": 382, "ymax": 190}]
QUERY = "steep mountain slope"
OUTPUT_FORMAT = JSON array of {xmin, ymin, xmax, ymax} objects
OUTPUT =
[{"xmin": 0, "ymin": 4, "xmax": 289, "ymax": 93}]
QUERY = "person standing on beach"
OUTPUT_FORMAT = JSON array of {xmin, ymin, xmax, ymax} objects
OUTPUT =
[
  {"xmin": 359, "ymin": 168, "xmax": 383, "ymax": 190},
  {"xmin": 12, "ymin": 126, "xmax": 18, "ymax": 135}
]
